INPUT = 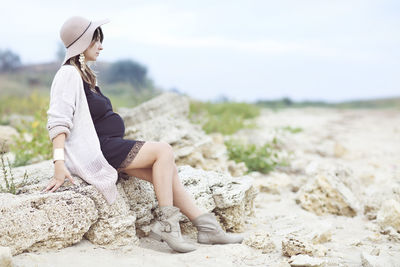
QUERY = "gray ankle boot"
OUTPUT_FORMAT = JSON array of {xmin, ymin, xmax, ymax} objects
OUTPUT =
[
  {"xmin": 192, "ymin": 212, "xmax": 244, "ymax": 244},
  {"xmin": 149, "ymin": 206, "xmax": 197, "ymax": 253}
]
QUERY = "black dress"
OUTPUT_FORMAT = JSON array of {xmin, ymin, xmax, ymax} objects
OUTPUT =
[{"xmin": 82, "ymin": 78, "xmax": 145, "ymax": 176}]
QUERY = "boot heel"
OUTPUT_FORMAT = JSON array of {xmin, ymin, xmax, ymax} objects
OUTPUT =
[{"xmin": 149, "ymin": 231, "xmax": 163, "ymax": 242}]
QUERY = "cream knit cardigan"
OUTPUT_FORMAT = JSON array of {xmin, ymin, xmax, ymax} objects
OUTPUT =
[{"xmin": 46, "ymin": 65, "xmax": 118, "ymax": 205}]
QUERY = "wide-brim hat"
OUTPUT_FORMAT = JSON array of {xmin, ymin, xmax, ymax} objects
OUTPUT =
[{"xmin": 60, "ymin": 16, "xmax": 110, "ymax": 66}]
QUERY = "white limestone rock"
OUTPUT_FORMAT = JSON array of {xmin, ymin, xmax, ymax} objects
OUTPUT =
[
  {"xmin": 243, "ymin": 231, "xmax": 276, "ymax": 253},
  {"xmin": 118, "ymin": 91, "xmax": 189, "ymax": 125},
  {"xmin": 0, "ymin": 246, "xmax": 13, "ymax": 267},
  {"xmin": 177, "ymin": 165, "xmax": 257, "ymax": 233},
  {"xmin": 0, "ymin": 191, "xmax": 98, "ymax": 256},
  {"xmin": 288, "ymin": 255, "xmax": 325, "ymax": 267},
  {"xmin": 296, "ymin": 170, "xmax": 360, "ymax": 217},
  {"xmin": 360, "ymin": 251, "xmax": 398, "ymax": 267},
  {"xmin": 282, "ymin": 235, "xmax": 326, "ymax": 258},
  {"xmin": 377, "ymin": 199, "xmax": 400, "ymax": 232},
  {"xmin": 0, "ymin": 158, "xmax": 255, "ymax": 255}
]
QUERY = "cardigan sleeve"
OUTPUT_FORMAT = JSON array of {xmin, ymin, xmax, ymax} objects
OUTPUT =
[{"xmin": 46, "ymin": 66, "xmax": 81, "ymax": 142}]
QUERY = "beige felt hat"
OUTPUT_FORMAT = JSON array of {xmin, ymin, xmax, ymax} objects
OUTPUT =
[{"xmin": 60, "ymin": 16, "xmax": 110, "ymax": 66}]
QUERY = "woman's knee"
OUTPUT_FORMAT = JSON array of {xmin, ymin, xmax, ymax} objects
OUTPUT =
[{"xmin": 156, "ymin": 141, "xmax": 174, "ymax": 160}]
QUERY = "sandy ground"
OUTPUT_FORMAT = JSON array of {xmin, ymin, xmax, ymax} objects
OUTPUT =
[{"xmin": 12, "ymin": 107, "xmax": 400, "ymax": 266}]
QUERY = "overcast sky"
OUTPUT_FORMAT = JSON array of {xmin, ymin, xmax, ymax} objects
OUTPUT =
[{"xmin": 1, "ymin": 0, "xmax": 399, "ymax": 102}]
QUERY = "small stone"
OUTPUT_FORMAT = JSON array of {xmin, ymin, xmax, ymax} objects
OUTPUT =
[
  {"xmin": 370, "ymin": 248, "xmax": 380, "ymax": 256},
  {"xmin": 282, "ymin": 236, "xmax": 315, "ymax": 257},
  {"xmin": 311, "ymin": 229, "xmax": 332, "ymax": 244},
  {"xmin": 244, "ymin": 231, "xmax": 276, "ymax": 253},
  {"xmin": 0, "ymin": 246, "xmax": 13, "ymax": 267},
  {"xmin": 377, "ymin": 199, "xmax": 400, "ymax": 232},
  {"xmin": 288, "ymin": 255, "xmax": 325, "ymax": 267},
  {"xmin": 360, "ymin": 251, "xmax": 394, "ymax": 267}
]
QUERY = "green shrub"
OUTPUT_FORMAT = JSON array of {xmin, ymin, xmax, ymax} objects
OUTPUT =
[
  {"xmin": 189, "ymin": 101, "xmax": 260, "ymax": 135},
  {"xmin": 281, "ymin": 126, "xmax": 303, "ymax": 134},
  {"xmin": 0, "ymin": 141, "xmax": 29, "ymax": 194},
  {"xmin": 9, "ymin": 92, "xmax": 52, "ymax": 167},
  {"xmin": 0, "ymin": 90, "xmax": 49, "ymax": 116},
  {"xmin": 224, "ymin": 137, "xmax": 288, "ymax": 174}
]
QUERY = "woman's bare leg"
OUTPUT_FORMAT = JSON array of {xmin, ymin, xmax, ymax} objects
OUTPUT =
[
  {"xmin": 120, "ymin": 141, "xmax": 174, "ymax": 206},
  {"xmin": 122, "ymin": 163, "xmax": 204, "ymax": 221},
  {"xmin": 120, "ymin": 141, "xmax": 204, "ymax": 221}
]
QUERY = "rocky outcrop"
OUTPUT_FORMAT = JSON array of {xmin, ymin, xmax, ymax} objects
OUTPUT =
[
  {"xmin": 176, "ymin": 165, "xmax": 257, "ymax": 234},
  {"xmin": 119, "ymin": 92, "xmax": 247, "ymax": 177},
  {"xmin": 0, "ymin": 191, "xmax": 98, "ymax": 255},
  {"xmin": 0, "ymin": 160, "xmax": 256, "ymax": 256}
]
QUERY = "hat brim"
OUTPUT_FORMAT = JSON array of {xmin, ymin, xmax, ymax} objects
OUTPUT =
[{"xmin": 61, "ymin": 18, "xmax": 110, "ymax": 66}]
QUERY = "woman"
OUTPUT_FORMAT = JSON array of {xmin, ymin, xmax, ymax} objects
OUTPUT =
[{"xmin": 41, "ymin": 16, "xmax": 243, "ymax": 253}]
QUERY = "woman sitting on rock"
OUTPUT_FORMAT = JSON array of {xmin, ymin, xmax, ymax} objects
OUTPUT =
[{"xmin": 41, "ymin": 16, "xmax": 243, "ymax": 253}]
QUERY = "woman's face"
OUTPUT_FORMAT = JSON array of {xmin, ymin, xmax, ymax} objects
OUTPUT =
[{"xmin": 83, "ymin": 36, "xmax": 103, "ymax": 62}]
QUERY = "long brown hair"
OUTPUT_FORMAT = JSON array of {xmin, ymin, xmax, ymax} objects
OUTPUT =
[{"xmin": 65, "ymin": 27, "xmax": 104, "ymax": 90}]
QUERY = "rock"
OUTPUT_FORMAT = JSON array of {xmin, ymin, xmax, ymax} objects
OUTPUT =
[
  {"xmin": 84, "ymin": 213, "xmax": 139, "ymax": 247},
  {"xmin": 370, "ymin": 248, "xmax": 380, "ymax": 256},
  {"xmin": 272, "ymin": 261, "xmax": 291, "ymax": 267},
  {"xmin": 0, "ymin": 160, "xmax": 255, "ymax": 255},
  {"xmin": 364, "ymin": 201, "xmax": 379, "ymax": 220},
  {"xmin": 121, "ymin": 92, "xmax": 246, "ymax": 177},
  {"xmin": 380, "ymin": 226, "xmax": 400, "ymax": 242},
  {"xmin": 377, "ymin": 199, "xmax": 400, "ymax": 232},
  {"xmin": 282, "ymin": 236, "xmax": 323, "ymax": 257},
  {"xmin": 333, "ymin": 142, "xmax": 347, "ymax": 158},
  {"xmin": 253, "ymin": 172, "xmax": 292, "ymax": 194},
  {"xmin": 363, "ymin": 182, "xmax": 400, "ymax": 221},
  {"xmin": 311, "ymin": 228, "xmax": 332, "ymax": 244},
  {"xmin": 243, "ymin": 231, "xmax": 276, "ymax": 253},
  {"xmin": 0, "ymin": 191, "xmax": 98, "ymax": 255},
  {"xmin": 282, "ymin": 235, "xmax": 327, "ymax": 258},
  {"xmin": 296, "ymin": 170, "xmax": 360, "ymax": 217},
  {"xmin": 176, "ymin": 165, "xmax": 257, "ymax": 233},
  {"xmin": 118, "ymin": 92, "xmax": 189, "ymax": 125},
  {"xmin": 80, "ymin": 183, "xmax": 140, "ymax": 247},
  {"xmin": 0, "ymin": 125, "xmax": 19, "ymax": 153},
  {"xmin": 360, "ymin": 251, "xmax": 396, "ymax": 267},
  {"xmin": 116, "ymin": 177, "xmax": 158, "ymax": 237},
  {"xmin": 0, "ymin": 246, "xmax": 13, "ymax": 267},
  {"xmin": 288, "ymin": 255, "xmax": 325, "ymax": 267}
]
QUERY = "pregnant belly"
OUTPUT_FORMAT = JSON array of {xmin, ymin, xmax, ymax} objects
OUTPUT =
[{"xmin": 94, "ymin": 112, "xmax": 125, "ymax": 138}]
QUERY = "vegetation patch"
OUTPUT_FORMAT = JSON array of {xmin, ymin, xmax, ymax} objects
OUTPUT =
[
  {"xmin": 7, "ymin": 91, "xmax": 52, "ymax": 167},
  {"xmin": 189, "ymin": 100, "xmax": 261, "ymax": 135},
  {"xmin": 280, "ymin": 126, "xmax": 303, "ymax": 134},
  {"xmin": 224, "ymin": 137, "xmax": 289, "ymax": 174},
  {"xmin": 0, "ymin": 141, "xmax": 30, "ymax": 194}
]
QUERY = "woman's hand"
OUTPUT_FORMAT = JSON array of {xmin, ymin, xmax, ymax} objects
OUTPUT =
[{"xmin": 41, "ymin": 161, "xmax": 76, "ymax": 193}]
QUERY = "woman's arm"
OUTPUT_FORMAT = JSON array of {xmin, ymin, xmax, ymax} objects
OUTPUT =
[
  {"xmin": 42, "ymin": 67, "xmax": 80, "ymax": 193},
  {"xmin": 46, "ymin": 67, "xmax": 80, "ymax": 141},
  {"xmin": 52, "ymin": 132, "xmax": 67, "ymax": 178},
  {"xmin": 42, "ymin": 132, "xmax": 76, "ymax": 193},
  {"xmin": 52, "ymin": 132, "xmax": 66, "ymax": 157}
]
